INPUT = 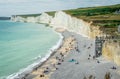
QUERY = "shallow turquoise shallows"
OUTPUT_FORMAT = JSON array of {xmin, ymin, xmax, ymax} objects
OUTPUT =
[{"xmin": 0, "ymin": 20, "xmax": 60, "ymax": 78}]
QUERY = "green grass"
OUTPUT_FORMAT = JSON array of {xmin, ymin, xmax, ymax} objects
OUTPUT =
[
  {"xmin": 64, "ymin": 4, "xmax": 120, "ymax": 17},
  {"xmin": 16, "ymin": 11, "xmax": 56, "ymax": 18},
  {"xmin": 16, "ymin": 14, "xmax": 41, "ymax": 18},
  {"xmin": 46, "ymin": 11, "xmax": 56, "ymax": 17},
  {"xmin": 63, "ymin": 4, "xmax": 120, "ymax": 28},
  {"xmin": 17, "ymin": 4, "xmax": 120, "ymax": 36},
  {"xmin": 62, "ymin": 4, "xmax": 120, "ymax": 36},
  {"xmin": 92, "ymin": 20, "xmax": 120, "ymax": 28}
]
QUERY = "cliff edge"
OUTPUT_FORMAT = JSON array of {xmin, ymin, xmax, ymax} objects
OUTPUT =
[{"xmin": 11, "ymin": 4, "xmax": 120, "ymax": 66}]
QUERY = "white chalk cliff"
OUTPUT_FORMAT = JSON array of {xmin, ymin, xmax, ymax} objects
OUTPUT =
[
  {"xmin": 11, "ymin": 11, "xmax": 120, "ymax": 66},
  {"xmin": 11, "ymin": 13, "xmax": 52, "ymax": 23},
  {"xmin": 12, "ymin": 11, "xmax": 102, "ymax": 38},
  {"xmin": 50, "ymin": 11, "xmax": 92, "ymax": 37}
]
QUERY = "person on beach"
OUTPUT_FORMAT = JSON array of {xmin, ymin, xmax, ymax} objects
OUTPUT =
[
  {"xmin": 56, "ymin": 56, "xmax": 59, "ymax": 60},
  {"xmin": 89, "ymin": 54, "xmax": 91, "ymax": 57},
  {"xmin": 76, "ymin": 48, "xmax": 80, "ymax": 52},
  {"xmin": 93, "ymin": 56, "xmax": 95, "ymax": 59},
  {"xmin": 57, "ymin": 62, "xmax": 61, "ymax": 65},
  {"xmin": 46, "ymin": 67, "xmax": 49, "ymax": 70},
  {"xmin": 22, "ymin": 77, "xmax": 25, "ymax": 79},
  {"xmin": 111, "ymin": 66, "xmax": 117, "ymax": 70},
  {"xmin": 88, "ymin": 46, "xmax": 91, "ymax": 49},
  {"xmin": 61, "ymin": 59, "xmax": 64, "ymax": 62},
  {"xmin": 69, "ymin": 59, "xmax": 76, "ymax": 62},
  {"xmin": 75, "ymin": 61, "xmax": 79, "ymax": 64},
  {"xmin": 97, "ymin": 60, "xmax": 100, "ymax": 63},
  {"xmin": 43, "ymin": 67, "xmax": 50, "ymax": 74},
  {"xmin": 43, "ymin": 70, "xmax": 49, "ymax": 74},
  {"xmin": 53, "ymin": 64, "xmax": 58, "ymax": 70},
  {"xmin": 40, "ymin": 74, "xmax": 44, "ymax": 77},
  {"xmin": 60, "ymin": 53, "xmax": 64, "ymax": 57},
  {"xmin": 56, "ymin": 67, "xmax": 59, "ymax": 70}
]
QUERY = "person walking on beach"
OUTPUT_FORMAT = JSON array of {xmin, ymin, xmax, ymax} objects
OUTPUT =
[{"xmin": 89, "ymin": 54, "xmax": 91, "ymax": 57}]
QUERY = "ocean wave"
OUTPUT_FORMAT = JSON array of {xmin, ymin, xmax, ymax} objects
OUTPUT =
[
  {"xmin": 33, "ymin": 55, "xmax": 41, "ymax": 61},
  {"xmin": 6, "ymin": 31, "xmax": 63, "ymax": 79}
]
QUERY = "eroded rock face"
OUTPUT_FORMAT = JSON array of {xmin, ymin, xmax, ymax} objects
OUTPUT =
[
  {"xmin": 11, "ymin": 13, "xmax": 52, "ymax": 24},
  {"xmin": 36, "ymin": 13, "xmax": 53, "ymax": 24},
  {"xmin": 11, "ymin": 11, "xmax": 120, "ymax": 66},
  {"xmin": 50, "ymin": 11, "xmax": 104, "ymax": 38},
  {"xmin": 11, "ymin": 11, "xmax": 102, "ymax": 38},
  {"xmin": 102, "ymin": 41, "xmax": 120, "ymax": 65},
  {"xmin": 50, "ymin": 11, "xmax": 91, "ymax": 37},
  {"xmin": 11, "ymin": 16, "xmax": 26, "ymax": 22},
  {"xmin": 26, "ymin": 17, "xmax": 37, "ymax": 23}
]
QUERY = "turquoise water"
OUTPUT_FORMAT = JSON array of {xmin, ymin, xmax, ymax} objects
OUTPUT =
[{"xmin": 0, "ymin": 20, "xmax": 60, "ymax": 78}]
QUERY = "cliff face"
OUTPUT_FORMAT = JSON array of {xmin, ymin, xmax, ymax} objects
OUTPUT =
[
  {"xmin": 50, "ymin": 11, "xmax": 91, "ymax": 37},
  {"xmin": 11, "ymin": 11, "xmax": 102, "ymax": 38},
  {"xmin": 11, "ymin": 13, "xmax": 52, "ymax": 23},
  {"xmin": 102, "ymin": 41, "xmax": 120, "ymax": 65},
  {"xmin": 35, "ymin": 13, "xmax": 52, "ymax": 24},
  {"xmin": 11, "ymin": 11, "xmax": 120, "ymax": 66},
  {"xmin": 11, "ymin": 16, "xmax": 26, "ymax": 22}
]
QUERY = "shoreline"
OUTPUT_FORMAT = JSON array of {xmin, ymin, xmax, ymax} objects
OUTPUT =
[
  {"xmin": 6, "ymin": 28, "xmax": 64, "ymax": 79},
  {"xmin": 24, "ymin": 29, "xmax": 76, "ymax": 79},
  {"xmin": 5, "ymin": 27, "xmax": 120, "ymax": 79},
  {"xmin": 25, "ymin": 28, "xmax": 120, "ymax": 79}
]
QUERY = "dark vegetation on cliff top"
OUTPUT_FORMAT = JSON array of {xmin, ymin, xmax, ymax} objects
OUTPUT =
[
  {"xmin": 16, "ymin": 14, "xmax": 41, "ymax": 18},
  {"xmin": 47, "ymin": 4, "xmax": 120, "ymax": 36},
  {"xmin": 47, "ymin": 4, "xmax": 120, "ymax": 28},
  {"xmin": 64, "ymin": 4, "xmax": 120, "ymax": 28},
  {"xmin": 17, "ymin": 4, "xmax": 120, "ymax": 36},
  {"xmin": 0, "ymin": 17, "xmax": 11, "ymax": 20},
  {"xmin": 17, "ymin": 4, "xmax": 120, "ymax": 28}
]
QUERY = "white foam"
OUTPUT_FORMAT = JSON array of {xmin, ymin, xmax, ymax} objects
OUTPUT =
[
  {"xmin": 6, "ymin": 31, "xmax": 64, "ymax": 79},
  {"xmin": 33, "ymin": 55, "xmax": 41, "ymax": 60}
]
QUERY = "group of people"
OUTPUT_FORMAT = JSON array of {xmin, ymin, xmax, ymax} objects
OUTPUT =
[{"xmin": 39, "ymin": 52, "xmax": 65, "ymax": 78}]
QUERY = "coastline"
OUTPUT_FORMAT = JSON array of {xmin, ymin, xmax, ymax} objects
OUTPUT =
[
  {"xmin": 6, "ymin": 28, "xmax": 64, "ymax": 79},
  {"xmin": 24, "ymin": 28, "xmax": 120, "ymax": 79},
  {"xmin": 4, "ymin": 21, "xmax": 120, "ymax": 79},
  {"xmin": 5, "ymin": 26, "xmax": 120, "ymax": 79},
  {"xmin": 1, "ymin": 3, "xmax": 120, "ymax": 79},
  {"xmin": 23, "ymin": 28, "xmax": 76, "ymax": 79}
]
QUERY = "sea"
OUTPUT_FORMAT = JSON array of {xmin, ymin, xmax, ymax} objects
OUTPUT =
[{"xmin": 0, "ymin": 20, "xmax": 61, "ymax": 79}]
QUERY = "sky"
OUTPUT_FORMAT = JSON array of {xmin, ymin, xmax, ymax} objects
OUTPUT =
[{"xmin": 0, "ymin": 0, "xmax": 120, "ymax": 16}]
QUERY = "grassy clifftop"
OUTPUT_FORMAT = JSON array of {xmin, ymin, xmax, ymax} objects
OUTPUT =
[
  {"xmin": 64, "ymin": 4, "xmax": 120, "ymax": 18},
  {"xmin": 18, "ymin": 4, "xmax": 120, "ymax": 23},
  {"xmin": 46, "ymin": 4, "xmax": 120, "ymax": 28},
  {"xmin": 47, "ymin": 4, "xmax": 120, "ymax": 36},
  {"xmin": 17, "ymin": 4, "xmax": 120, "ymax": 36},
  {"xmin": 15, "ymin": 14, "xmax": 41, "ymax": 18},
  {"xmin": 63, "ymin": 4, "xmax": 120, "ymax": 28},
  {"xmin": 17, "ymin": 4, "xmax": 120, "ymax": 28}
]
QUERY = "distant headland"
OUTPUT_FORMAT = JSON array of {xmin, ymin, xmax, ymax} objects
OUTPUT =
[{"xmin": 0, "ymin": 17, "xmax": 11, "ymax": 20}]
